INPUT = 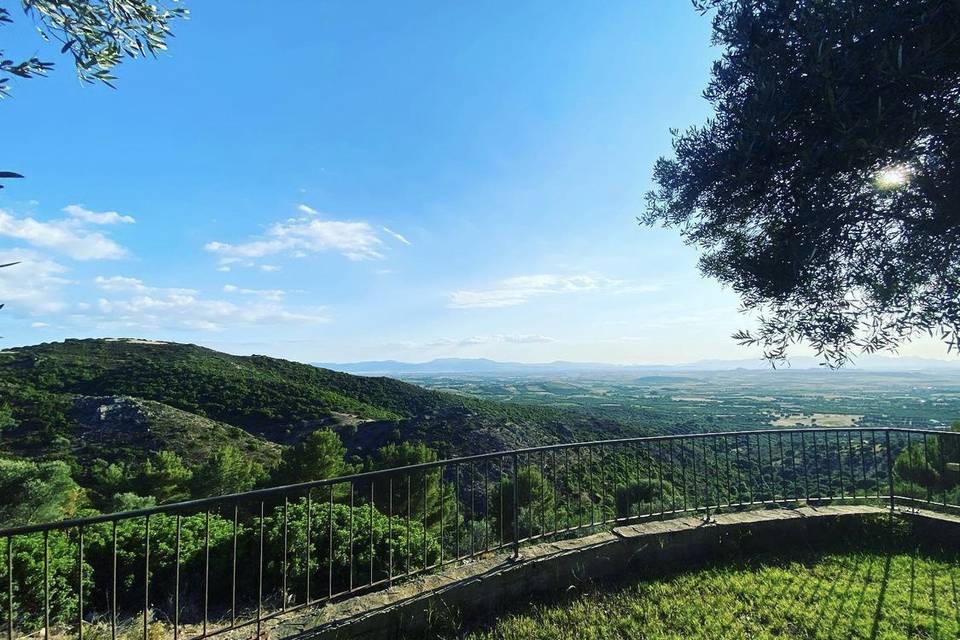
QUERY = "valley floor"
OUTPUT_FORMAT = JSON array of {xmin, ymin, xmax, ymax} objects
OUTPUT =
[{"xmin": 463, "ymin": 549, "xmax": 960, "ymax": 639}]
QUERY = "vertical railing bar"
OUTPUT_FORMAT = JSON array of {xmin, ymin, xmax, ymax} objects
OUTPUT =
[
  {"xmin": 6, "ymin": 536, "xmax": 12, "ymax": 640},
  {"xmin": 257, "ymin": 501, "xmax": 264, "ymax": 638},
  {"xmin": 439, "ymin": 470, "xmax": 445, "ymax": 566},
  {"xmin": 766, "ymin": 433, "xmax": 773, "ymax": 503},
  {"xmin": 801, "ymin": 431, "xmax": 809, "ymax": 501},
  {"xmin": 485, "ymin": 459, "xmax": 491, "ymax": 551},
  {"xmin": 469, "ymin": 464, "xmax": 476, "ymax": 556},
  {"xmin": 174, "ymin": 514, "xmax": 181, "ymax": 640},
  {"xmin": 43, "ymin": 530, "xmax": 49, "ymax": 639},
  {"xmin": 422, "ymin": 472, "xmax": 428, "ymax": 570},
  {"xmin": 305, "ymin": 491, "xmax": 312, "ymax": 603},
  {"xmin": 143, "ymin": 515, "xmax": 150, "ymax": 640},
  {"xmin": 658, "ymin": 440, "xmax": 665, "ymax": 515},
  {"xmin": 836, "ymin": 431, "xmax": 844, "ymax": 500},
  {"xmin": 202, "ymin": 510, "xmax": 209, "ymax": 636},
  {"xmin": 734, "ymin": 435, "xmax": 741, "ymax": 507},
  {"xmin": 406, "ymin": 475, "xmax": 411, "ymax": 576},
  {"xmin": 539, "ymin": 449, "xmax": 546, "ymax": 535},
  {"xmin": 633, "ymin": 442, "xmax": 640, "ymax": 519},
  {"xmin": 230, "ymin": 504, "xmax": 237, "ymax": 627},
  {"xmin": 455, "ymin": 465, "xmax": 461, "ymax": 559},
  {"xmin": 599, "ymin": 444, "xmax": 606, "ymax": 525},
  {"xmin": 715, "ymin": 436, "xmax": 722, "ymax": 509},
  {"xmin": 813, "ymin": 431, "xmax": 821, "ymax": 500},
  {"xmin": 940, "ymin": 433, "xmax": 948, "ymax": 509},
  {"xmin": 78, "ymin": 526, "xmax": 84, "ymax": 640},
  {"xmin": 369, "ymin": 482, "xmax": 375, "ymax": 586},
  {"xmin": 327, "ymin": 485, "xmax": 333, "ymax": 599},
  {"xmin": 777, "ymin": 432, "xmax": 785, "ymax": 504},
  {"xmin": 552, "ymin": 450, "xmax": 559, "ymax": 535},
  {"xmin": 886, "ymin": 430, "xmax": 895, "ymax": 511},
  {"xmin": 689, "ymin": 439, "xmax": 697, "ymax": 512},
  {"xmin": 859, "ymin": 430, "xmax": 868, "ymax": 499},
  {"xmin": 388, "ymin": 476, "xmax": 394, "ymax": 585},
  {"xmin": 587, "ymin": 446, "xmax": 597, "ymax": 527},
  {"xmin": 847, "ymin": 431, "xmax": 855, "ymax": 500},
  {"xmin": 500, "ymin": 457, "xmax": 506, "ymax": 547},
  {"xmin": 923, "ymin": 432, "xmax": 932, "ymax": 505},
  {"xmin": 511, "ymin": 452, "xmax": 520, "ymax": 558},
  {"xmin": 349, "ymin": 482, "xmax": 355, "ymax": 592},
  {"xmin": 724, "ymin": 435, "xmax": 732, "ymax": 508},
  {"xmin": 873, "ymin": 431, "xmax": 881, "ymax": 500},
  {"xmin": 282, "ymin": 497, "xmax": 288, "ymax": 611},
  {"xmin": 111, "ymin": 519, "xmax": 118, "ymax": 640},
  {"xmin": 564, "ymin": 448, "xmax": 570, "ymax": 532},
  {"xmin": 681, "ymin": 440, "xmax": 688, "ymax": 511},
  {"xmin": 577, "ymin": 447, "xmax": 583, "ymax": 529}
]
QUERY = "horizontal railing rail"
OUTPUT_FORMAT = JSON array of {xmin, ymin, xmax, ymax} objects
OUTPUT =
[{"xmin": 1, "ymin": 427, "xmax": 957, "ymax": 639}]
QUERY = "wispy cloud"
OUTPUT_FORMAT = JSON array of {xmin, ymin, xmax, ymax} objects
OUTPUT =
[
  {"xmin": 297, "ymin": 204, "xmax": 320, "ymax": 215},
  {"xmin": 381, "ymin": 226, "xmax": 411, "ymax": 246},
  {"xmin": 449, "ymin": 273, "xmax": 650, "ymax": 309},
  {"xmin": 0, "ymin": 205, "xmax": 132, "ymax": 260},
  {"xmin": 223, "ymin": 283, "xmax": 285, "ymax": 301},
  {"xmin": 88, "ymin": 275, "xmax": 326, "ymax": 331},
  {"xmin": 206, "ymin": 214, "xmax": 392, "ymax": 264},
  {"xmin": 63, "ymin": 204, "xmax": 135, "ymax": 225},
  {"xmin": 428, "ymin": 334, "xmax": 556, "ymax": 347},
  {"xmin": 0, "ymin": 249, "xmax": 71, "ymax": 313}
]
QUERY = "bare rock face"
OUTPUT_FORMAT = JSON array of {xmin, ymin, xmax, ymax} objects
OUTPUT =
[{"xmin": 67, "ymin": 395, "xmax": 281, "ymax": 467}]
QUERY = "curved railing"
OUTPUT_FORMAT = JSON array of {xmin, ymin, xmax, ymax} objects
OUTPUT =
[{"xmin": 2, "ymin": 427, "xmax": 958, "ymax": 639}]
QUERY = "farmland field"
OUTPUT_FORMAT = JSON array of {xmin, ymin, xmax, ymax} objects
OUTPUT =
[{"xmin": 400, "ymin": 369, "xmax": 960, "ymax": 436}]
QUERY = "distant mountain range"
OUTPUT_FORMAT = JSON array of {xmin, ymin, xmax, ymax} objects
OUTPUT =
[{"xmin": 315, "ymin": 355, "xmax": 960, "ymax": 375}]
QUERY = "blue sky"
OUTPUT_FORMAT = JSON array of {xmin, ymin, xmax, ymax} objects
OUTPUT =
[{"xmin": 0, "ymin": 1, "xmax": 950, "ymax": 364}]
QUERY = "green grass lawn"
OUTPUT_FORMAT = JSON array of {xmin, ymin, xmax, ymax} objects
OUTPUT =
[{"xmin": 465, "ymin": 550, "xmax": 960, "ymax": 639}]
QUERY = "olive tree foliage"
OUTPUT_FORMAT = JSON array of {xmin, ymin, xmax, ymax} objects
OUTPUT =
[
  {"xmin": 0, "ymin": 0, "xmax": 187, "ymax": 95},
  {"xmin": 0, "ymin": 0, "xmax": 187, "ymax": 187},
  {"xmin": 643, "ymin": 0, "xmax": 960, "ymax": 367}
]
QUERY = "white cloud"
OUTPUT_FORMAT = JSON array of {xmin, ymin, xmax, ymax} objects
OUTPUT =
[
  {"xmin": 223, "ymin": 284, "xmax": 285, "ymax": 301},
  {"xmin": 0, "ymin": 207, "xmax": 129, "ymax": 260},
  {"xmin": 30, "ymin": 321, "xmax": 50, "ymax": 328},
  {"xmin": 260, "ymin": 264, "xmax": 281, "ymax": 272},
  {"xmin": 297, "ymin": 204, "xmax": 320, "ymax": 215},
  {"xmin": 63, "ymin": 204, "xmax": 135, "ymax": 225},
  {"xmin": 381, "ymin": 226, "xmax": 411, "ymax": 246},
  {"xmin": 88, "ymin": 275, "xmax": 326, "ymax": 331},
  {"xmin": 428, "ymin": 334, "xmax": 556, "ymax": 347},
  {"xmin": 449, "ymin": 274, "xmax": 638, "ymax": 309},
  {"xmin": 0, "ymin": 249, "xmax": 71, "ymax": 313},
  {"xmin": 206, "ymin": 210, "xmax": 406, "ymax": 265}
]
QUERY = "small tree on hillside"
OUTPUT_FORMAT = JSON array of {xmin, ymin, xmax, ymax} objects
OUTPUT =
[
  {"xmin": 192, "ymin": 445, "xmax": 267, "ymax": 497},
  {"xmin": 273, "ymin": 429, "xmax": 351, "ymax": 486}
]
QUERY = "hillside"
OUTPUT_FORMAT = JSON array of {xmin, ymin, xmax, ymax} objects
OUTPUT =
[{"xmin": 0, "ymin": 338, "xmax": 631, "ymax": 476}]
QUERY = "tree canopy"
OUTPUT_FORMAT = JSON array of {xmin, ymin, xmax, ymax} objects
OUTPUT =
[
  {"xmin": 644, "ymin": 0, "xmax": 960, "ymax": 366},
  {"xmin": 0, "ymin": 0, "xmax": 187, "ymax": 97}
]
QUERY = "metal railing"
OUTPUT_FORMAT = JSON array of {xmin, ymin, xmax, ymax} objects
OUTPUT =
[{"xmin": 1, "ymin": 427, "xmax": 957, "ymax": 639}]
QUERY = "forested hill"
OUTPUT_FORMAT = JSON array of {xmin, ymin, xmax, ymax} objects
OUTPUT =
[{"xmin": 0, "ymin": 339, "xmax": 630, "ymax": 505}]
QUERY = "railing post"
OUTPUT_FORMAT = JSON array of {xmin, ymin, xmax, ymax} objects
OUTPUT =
[
  {"xmin": 512, "ymin": 452, "xmax": 520, "ymax": 560},
  {"xmin": 885, "ymin": 429, "xmax": 895, "ymax": 513}
]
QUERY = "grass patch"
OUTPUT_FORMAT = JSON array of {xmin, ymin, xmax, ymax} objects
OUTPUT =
[{"xmin": 462, "ymin": 548, "xmax": 960, "ymax": 639}]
